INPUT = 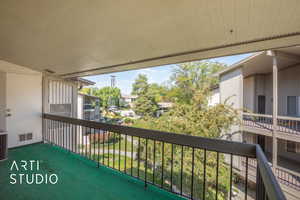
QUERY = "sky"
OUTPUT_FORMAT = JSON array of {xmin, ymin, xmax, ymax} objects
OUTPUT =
[{"xmin": 83, "ymin": 53, "xmax": 252, "ymax": 95}]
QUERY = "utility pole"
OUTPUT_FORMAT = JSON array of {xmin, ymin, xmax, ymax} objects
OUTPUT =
[{"xmin": 111, "ymin": 75, "xmax": 116, "ymax": 88}]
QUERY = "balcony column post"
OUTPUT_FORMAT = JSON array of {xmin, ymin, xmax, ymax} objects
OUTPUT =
[{"xmin": 268, "ymin": 50, "xmax": 278, "ymax": 168}]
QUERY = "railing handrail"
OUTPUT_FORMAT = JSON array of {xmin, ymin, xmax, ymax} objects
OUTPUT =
[
  {"xmin": 243, "ymin": 112, "xmax": 300, "ymax": 122},
  {"xmin": 277, "ymin": 115, "xmax": 300, "ymax": 121},
  {"xmin": 256, "ymin": 145, "xmax": 286, "ymax": 200},
  {"xmin": 243, "ymin": 112, "xmax": 273, "ymax": 118},
  {"xmin": 43, "ymin": 113, "xmax": 256, "ymax": 157}
]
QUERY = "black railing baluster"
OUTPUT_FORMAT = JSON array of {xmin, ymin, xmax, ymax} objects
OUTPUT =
[
  {"xmin": 180, "ymin": 145, "xmax": 184, "ymax": 196},
  {"xmin": 119, "ymin": 134, "xmax": 121, "ymax": 171},
  {"xmin": 93, "ymin": 128, "xmax": 96, "ymax": 161},
  {"xmin": 62, "ymin": 122, "xmax": 64, "ymax": 148},
  {"xmin": 54, "ymin": 122, "xmax": 60, "ymax": 146},
  {"xmin": 145, "ymin": 139, "xmax": 148, "ymax": 188},
  {"xmin": 107, "ymin": 132, "xmax": 110, "ymax": 167},
  {"xmin": 75, "ymin": 124, "xmax": 77, "ymax": 153},
  {"xmin": 81, "ymin": 126, "xmax": 84, "ymax": 156},
  {"xmin": 245, "ymin": 157, "xmax": 249, "ymax": 200},
  {"xmin": 97, "ymin": 129, "xmax": 100, "ymax": 168},
  {"xmin": 71, "ymin": 124, "xmax": 73, "ymax": 152},
  {"xmin": 131, "ymin": 136, "xmax": 133, "ymax": 176},
  {"xmin": 229, "ymin": 154, "xmax": 233, "ymax": 200},
  {"xmin": 113, "ymin": 132, "xmax": 116, "ymax": 169},
  {"xmin": 203, "ymin": 149, "xmax": 207, "ymax": 200},
  {"xmin": 102, "ymin": 130, "xmax": 105, "ymax": 165},
  {"xmin": 49, "ymin": 120, "xmax": 52, "ymax": 144},
  {"xmin": 215, "ymin": 152, "xmax": 219, "ymax": 200},
  {"xmin": 125, "ymin": 134, "xmax": 127, "ymax": 173},
  {"xmin": 170, "ymin": 144, "xmax": 174, "ymax": 192},
  {"xmin": 161, "ymin": 142, "xmax": 165, "ymax": 188},
  {"xmin": 85, "ymin": 127, "xmax": 88, "ymax": 158},
  {"xmin": 138, "ymin": 137, "xmax": 141, "ymax": 178},
  {"xmin": 153, "ymin": 140, "xmax": 156, "ymax": 184},
  {"xmin": 89, "ymin": 128, "xmax": 92, "ymax": 159},
  {"xmin": 191, "ymin": 147, "xmax": 195, "ymax": 199}
]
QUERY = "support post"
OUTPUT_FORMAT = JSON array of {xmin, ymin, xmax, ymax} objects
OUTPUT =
[{"xmin": 271, "ymin": 52, "xmax": 278, "ymax": 168}]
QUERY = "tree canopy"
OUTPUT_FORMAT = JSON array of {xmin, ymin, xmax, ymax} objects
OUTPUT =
[
  {"xmin": 131, "ymin": 74, "xmax": 159, "ymax": 117},
  {"xmin": 80, "ymin": 86, "xmax": 121, "ymax": 108},
  {"xmin": 132, "ymin": 61, "xmax": 238, "ymax": 199}
]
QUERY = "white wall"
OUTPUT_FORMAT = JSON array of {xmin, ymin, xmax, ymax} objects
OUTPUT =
[
  {"xmin": 6, "ymin": 73, "xmax": 43, "ymax": 148},
  {"xmin": 77, "ymin": 94, "xmax": 84, "ymax": 119},
  {"xmin": 220, "ymin": 68, "xmax": 243, "ymax": 168},
  {"xmin": 0, "ymin": 72, "xmax": 6, "ymax": 131},
  {"xmin": 208, "ymin": 88, "xmax": 220, "ymax": 106},
  {"xmin": 243, "ymin": 65, "xmax": 300, "ymax": 116},
  {"xmin": 220, "ymin": 68, "xmax": 243, "ymax": 140},
  {"xmin": 243, "ymin": 76, "xmax": 255, "ymax": 112}
]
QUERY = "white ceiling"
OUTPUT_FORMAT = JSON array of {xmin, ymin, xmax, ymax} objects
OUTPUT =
[{"xmin": 0, "ymin": 0, "xmax": 300, "ymax": 77}]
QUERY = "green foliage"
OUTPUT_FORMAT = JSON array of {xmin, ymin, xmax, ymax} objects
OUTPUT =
[
  {"xmin": 132, "ymin": 74, "xmax": 159, "ymax": 117},
  {"xmin": 147, "ymin": 83, "xmax": 170, "ymax": 102},
  {"xmin": 131, "ymin": 74, "xmax": 149, "ymax": 96},
  {"xmin": 170, "ymin": 61, "xmax": 225, "ymax": 104},
  {"xmin": 81, "ymin": 87, "xmax": 121, "ymax": 108},
  {"xmin": 80, "ymin": 87, "xmax": 93, "ymax": 95},
  {"xmin": 133, "ymin": 93, "xmax": 159, "ymax": 117},
  {"xmin": 131, "ymin": 61, "xmax": 237, "ymax": 199}
]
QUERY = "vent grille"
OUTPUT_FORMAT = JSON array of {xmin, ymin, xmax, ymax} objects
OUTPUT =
[{"xmin": 19, "ymin": 133, "xmax": 33, "ymax": 142}]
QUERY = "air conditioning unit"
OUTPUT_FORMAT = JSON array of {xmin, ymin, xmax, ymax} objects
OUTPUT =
[{"xmin": 0, "ymin": 131, "xmax": 7, "ymax": 161}]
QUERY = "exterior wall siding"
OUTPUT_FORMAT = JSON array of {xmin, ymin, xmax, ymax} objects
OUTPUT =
[{"xmin": 6, "ymin": 72, "xmax": 43, "ymax": 148}]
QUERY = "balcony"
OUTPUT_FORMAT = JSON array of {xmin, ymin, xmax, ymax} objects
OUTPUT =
[
  {"xmin": 242, "ymin": 113, "xmax": 300, "ymax": 140},
  {"xmin": 242, "ymin": 112, "xmax": 300, "ymax": 195},
  {"xmin": 0, "ymin": 143, "xmax": 183, "ymax": 200},
  {"xmin": 0, "ymin": 113, "xmax": 286, "ymax": 200},
  {"xmin": 36, "ymin": 113, "xmax": 286, "ymax": 200}
]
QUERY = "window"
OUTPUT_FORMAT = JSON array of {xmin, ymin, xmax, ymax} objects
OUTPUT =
[
  {"xmin": 287, "ymin": 96, "xmax": 300, "ymax": 116},
  {"xmin": 286, "ymin": 141, "xmax": 300, "ymax": 153}
]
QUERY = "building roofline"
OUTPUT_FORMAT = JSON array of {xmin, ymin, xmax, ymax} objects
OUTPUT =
[
  {"xmin": 215, "ymin": 52, "xmax": 264, "ymax": 77},
  {"xmin": 78, "ymin": 92, "xmax": 100, "ymax": 99},
  {"xmin": 69, "ymin": 77, "xmax": 96, "ymax": 86}
]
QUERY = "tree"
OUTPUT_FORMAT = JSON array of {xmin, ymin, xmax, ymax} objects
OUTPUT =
[
  {"xmin": 133, "ymin": 93, "xmax": 158, "ymax": 117},
  {"xmin": 132, "ymin": 61, "xmax": 237, "ymax": 199},
  {"xmin": 131, "ymin": 74, "xmax": 149, "ymax": 96},
  {"xmin": 170, "ymin": 61, "xmax": 225, "ymax": 104},
  {"xmin": 80, "ymin": 87, "xmax": 94, "ymax": 95},
  {"xmin": 93, "ymin": 87, "xmax": 121, "ymax": 108},
  {"xmin": 132, "ymin": 74, "xmax": 159, "ymax": 117},
  {"xmin": 147, "ymin": 83, "xmax": 169, "ymax": 102}
]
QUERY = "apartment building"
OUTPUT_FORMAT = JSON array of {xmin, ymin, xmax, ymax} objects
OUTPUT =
[{"xmin": 218, "ymin": 46, "xmax": 300, "ymax": 199}]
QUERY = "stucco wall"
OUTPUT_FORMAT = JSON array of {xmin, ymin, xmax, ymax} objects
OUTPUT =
[
  {"xmin": 208, "ymin": 87, "xmax": 220, "ymax": 106},
  {"xmin": 244, "ymin": 65, "xmax": 300, "ymax": 116},
  {"xmin": 6, "ymin": 73, "xmax": 43, "ymax": 148},
  {"xmin": 243, "ymin": 76, "xmax": 255, "ymax": 112},
  {"xmin": 220, "ymin": 68, "xmax": 243, "ymax": 168},
  {"xmin": 220, "ymin": 68, "xmax": 243, "ymax": 140}
]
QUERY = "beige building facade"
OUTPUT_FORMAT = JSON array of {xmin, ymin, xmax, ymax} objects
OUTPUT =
[{"xmin": 219, "ymin": 46, "xmax": 300, "ymax": 199}]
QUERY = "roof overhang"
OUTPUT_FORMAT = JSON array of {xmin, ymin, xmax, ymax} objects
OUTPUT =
[
  {"xmin": 218, "ymin": 46, "xmax": 300, "ymax": 77},
  {"xmin": 0, "ymin": 1, "xmax": 300, "ymax": 77}
]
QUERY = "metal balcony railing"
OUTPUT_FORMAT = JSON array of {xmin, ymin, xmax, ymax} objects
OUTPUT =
[
  {"xmin": 277, "ymin": 116, "xmax": 300, "ymax": 135},
  {"xmin": 242, "ymin": 112, "xmax": 300, "ymax": 136},
  {"xmin": 43, "ymin": 113, "xmax": 286, "ymax": 200},
  {"xmin": 241, "ymin": 157, "xmax": 300, "ymax": 191},
  {"xmin": 242, "ymin": 113, "xmax": 273, "ymax": 131}
]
